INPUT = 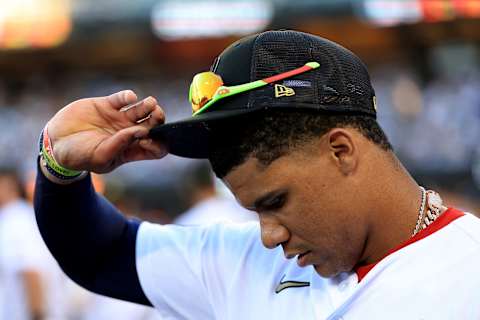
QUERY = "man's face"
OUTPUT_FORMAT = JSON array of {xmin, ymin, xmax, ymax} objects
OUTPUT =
[{"xmin": 223, "ymin": 138, "xmax": 368, "ymax": 277}]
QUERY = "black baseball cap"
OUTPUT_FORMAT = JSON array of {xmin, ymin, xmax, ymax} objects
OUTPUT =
[{"xmin": 149, "ymin": 30, "xmax": 377, "ymax": 159}]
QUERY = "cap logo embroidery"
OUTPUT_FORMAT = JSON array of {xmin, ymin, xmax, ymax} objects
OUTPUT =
[{"xmin": 275, "ymin": 84, "xmax": 295, "ymax": 98}]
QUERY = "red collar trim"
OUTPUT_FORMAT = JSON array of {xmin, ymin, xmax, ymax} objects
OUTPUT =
[{"xmin": 355, "ymin": 208, "xmax": 465, "ymax": 282}]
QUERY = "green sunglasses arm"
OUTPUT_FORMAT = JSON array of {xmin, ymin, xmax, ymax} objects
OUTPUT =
[
  {"xmin": 192, "ymin": 62, "xmax": 320, "ymax": 116},
  {"xmin": 192, "ymin": 79, "xmax": 267, "ymax": 116},
  {"xmin": 188, "ymin": 83, "xmax": 193, "ymax": 105}
]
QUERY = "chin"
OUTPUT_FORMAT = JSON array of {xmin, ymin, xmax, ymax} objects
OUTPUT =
[
  {"xmin": 313, "ymin": 264, "xmax": 341, "ymax": 278},
  {"xmin": 313, "ymin": 260, "xmax": 353, "ymax": 278}
]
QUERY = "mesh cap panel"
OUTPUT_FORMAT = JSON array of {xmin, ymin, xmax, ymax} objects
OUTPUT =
[{"xmin": 149, "ymin": 30, "xmax": 377, "ymax": 158}]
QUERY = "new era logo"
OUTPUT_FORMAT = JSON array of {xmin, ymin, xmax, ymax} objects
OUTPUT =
[{"xmin": 275, "ymin": 84, "xmax": 295, "ymax": 98}]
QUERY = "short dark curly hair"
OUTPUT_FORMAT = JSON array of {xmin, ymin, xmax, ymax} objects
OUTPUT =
[{"xmin": 208, "ymin": 110, "xmax": 392, "ymax": 178}]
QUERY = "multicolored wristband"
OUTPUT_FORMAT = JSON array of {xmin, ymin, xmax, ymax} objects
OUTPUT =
[{"xmin": 39, "ymin": 125, "xmax": 86, "ymax": 181}]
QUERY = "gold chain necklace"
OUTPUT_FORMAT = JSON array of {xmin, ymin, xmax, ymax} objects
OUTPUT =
[{"xmin": 412, "ymin": 186, "xmax": 444, "ymax": 237}]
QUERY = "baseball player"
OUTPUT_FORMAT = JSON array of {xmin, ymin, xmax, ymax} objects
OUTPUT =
[{"xmin": 34, "ymin": 30, "xmax": 480, "ymax": 319}]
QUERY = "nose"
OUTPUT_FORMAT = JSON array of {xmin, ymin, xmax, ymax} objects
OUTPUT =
[{"xmin": 259, "ymin": 215, "xmax": 290, "ymax": 249}]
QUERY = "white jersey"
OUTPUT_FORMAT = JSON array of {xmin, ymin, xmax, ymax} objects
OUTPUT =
[
  {"xmin": 0, "ymin": 200, "xmax": 68, "ymax": 320},
  {"xmin": 81, "ymin": 294, "xmax": 162, "ymax": 320},
  {"xmin": 80, "ymin": 197, "xmax": 255, "ymax": 320},
  {"xmin": 136, "ymin": 208, "xmax": 480, "ymax": 319}
]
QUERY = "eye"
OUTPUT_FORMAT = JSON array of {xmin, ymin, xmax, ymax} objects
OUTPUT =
[{"xmin": 263, "ymin": 193, "xmax": 287, "ymax": 211}]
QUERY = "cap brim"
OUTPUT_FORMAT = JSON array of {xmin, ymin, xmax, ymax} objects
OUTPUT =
[
  {"xmin": 150, "ymin": 102, "xmax": 376, "ymax": 159},
  {"xmin": 149, "ymin": 107, "xmax": 263, "ymax": 159}
]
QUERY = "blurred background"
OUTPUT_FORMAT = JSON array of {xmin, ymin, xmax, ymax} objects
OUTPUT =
[
  {"xmin": 0, "ymin": 0, "xmax": 479, "ymax": 214},
  {"xmin": 0, "ymin": 0, "xmax": 480, "ymax": 319}
]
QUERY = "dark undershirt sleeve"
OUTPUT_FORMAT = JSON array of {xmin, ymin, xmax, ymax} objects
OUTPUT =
[{"xmin": 34, "ymin": 160, "xmax": 152, "ymax": 306}]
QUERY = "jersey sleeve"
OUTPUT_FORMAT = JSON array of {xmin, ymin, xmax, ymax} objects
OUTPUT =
[
  {"xmin": 135, "ymin": 221, "xmax": 260, "ymax": 319},
  {"xmin": 34, "ymin": 160, "xmax": 149, "ymax": 305}
]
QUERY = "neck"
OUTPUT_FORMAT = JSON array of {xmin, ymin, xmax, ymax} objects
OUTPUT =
[{"xmin": 359, "ymin": 156, "xmax": 423, "ymax": 265}]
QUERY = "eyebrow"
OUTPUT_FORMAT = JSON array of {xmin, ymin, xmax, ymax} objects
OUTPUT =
[{"xmin": 247, "ymin": 189, "xmax": 287, "ymax": 211}]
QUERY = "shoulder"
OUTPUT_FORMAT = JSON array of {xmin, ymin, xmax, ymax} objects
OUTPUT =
[
  {"xmin": 450, "ymin": 212, "xmax": 480, "ymax": 245},
  {"xmin": 138, "ymin": 220, "xmax": 260, "ymax": 246},
  {"xmin": 137, "ymin": 221, "xmax": 262, "ymax": 256},
  {"xmin": 136, "ymin": 221, "xmax": 285, "ymax": 269}
]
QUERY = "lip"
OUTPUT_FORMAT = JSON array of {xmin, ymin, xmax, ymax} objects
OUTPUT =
[
  {"xmin": 297, "ymin": 251, "xmax": 311, "ymax": 267},
  {"xmin": 285, "ymin": 249, "xmax": 308, "ymax": 260}
]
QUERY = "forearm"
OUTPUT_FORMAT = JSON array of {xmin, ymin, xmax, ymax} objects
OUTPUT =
[{"xmin": 34, "ymin": 158, "xmax": 151, "ymax": 305}]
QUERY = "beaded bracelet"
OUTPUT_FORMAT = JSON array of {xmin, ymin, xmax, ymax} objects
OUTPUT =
[{"xmin": 39, "ymin": 125, "xmax": 87, "ymax": 181}]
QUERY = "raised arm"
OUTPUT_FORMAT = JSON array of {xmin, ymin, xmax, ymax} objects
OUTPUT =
[{"xmin": 34, "ymin": 91, "xmax": 166, "ymax": 305}]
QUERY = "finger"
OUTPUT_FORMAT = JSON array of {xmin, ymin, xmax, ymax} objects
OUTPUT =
[
  {"xmin": 138, "ymin": 139, "xmax": 167, "ymax": 158},
  {"xmin": 91, "ymin": 125, "xmax": 148, "ymax": 166},
  {"xmin": 106, "ymin": 90, "xmax": 138, "ymax": 110},
  {"xmin": 120, "ymin": 96, "xmax": 158, "ymax": 124},
  {"xmin": 121, "ymin": 139, "xmax": 167, "ymax": 163},
  {"xmin": 140, "ymin": 104, "xmax": 166, "ymax": 129}
]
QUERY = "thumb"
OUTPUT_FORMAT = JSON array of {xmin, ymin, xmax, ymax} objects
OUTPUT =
[{"xmin": 92, "ymin": 126, "xmax": 149, "ymax": 167}]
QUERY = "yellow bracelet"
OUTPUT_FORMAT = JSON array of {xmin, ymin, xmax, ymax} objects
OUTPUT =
[{"xmin": 39, "ymin": 125, "xmax": 84, "ymax": 179}]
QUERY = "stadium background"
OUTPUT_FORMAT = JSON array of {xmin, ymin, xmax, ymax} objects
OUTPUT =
[
  {"xmin": 0, "ymin": 0, "xmax": 479, "ymax": 317},
  {"xmin": 1, "ymin": 0, "xmax": 479, "ymax": 216}
]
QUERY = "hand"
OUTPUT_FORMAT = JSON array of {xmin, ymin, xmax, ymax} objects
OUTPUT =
[{"xmin": 46, "ymin": 90, "xmax": 167, "ymax": 174}]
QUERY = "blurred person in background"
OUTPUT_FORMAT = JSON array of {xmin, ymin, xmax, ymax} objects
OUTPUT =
[
  {"xmin": 0, "ymin": 168, "xmax": 68, "ymax": 320},
  {"xmin": 175, "ymin": 161, "xmax": 257, "ymax": 226}
]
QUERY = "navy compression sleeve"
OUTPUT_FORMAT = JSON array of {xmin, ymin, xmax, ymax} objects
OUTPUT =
[{"xmin": 34, "ymin": 160, "xmax": 151, "ymax": 306}]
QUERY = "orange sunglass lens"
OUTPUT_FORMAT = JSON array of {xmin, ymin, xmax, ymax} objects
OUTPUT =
[{"xmin": 190, "ymin": 72, "xmax": 224, "ymax": 112}]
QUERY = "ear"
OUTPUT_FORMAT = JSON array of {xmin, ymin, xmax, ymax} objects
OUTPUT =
[{"xmin": 327, "ymin": 128, "xmax": 357, "ymax": 175}]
